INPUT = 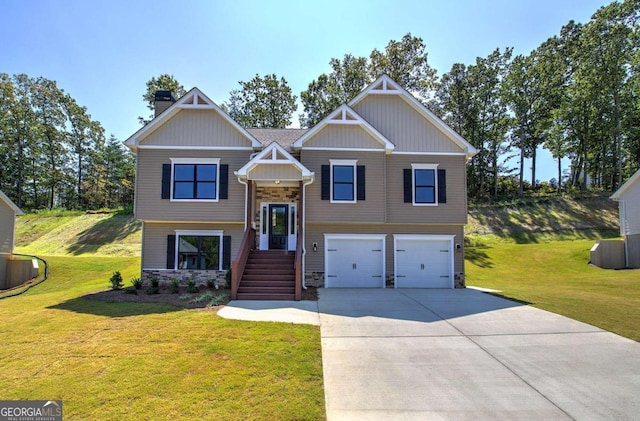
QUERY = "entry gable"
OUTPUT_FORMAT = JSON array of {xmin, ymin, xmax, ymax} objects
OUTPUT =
[
  {"xmin": 124, "ymin": 88, "xmax": 261, "ymax": 151},
  {"xmin": 349, "ymin": 75, "xmax": 477, "ymax": 158},
  {"xmin": 293, "ymin": 105, "xmax": 394, "ymax": 154},
  {"xmin": 0, "ymin": 191, "xmax": 24, "ymax": 215},
  {"xmin": 235, "ymin": 142, "xmax": 314, "ymax": 185}
]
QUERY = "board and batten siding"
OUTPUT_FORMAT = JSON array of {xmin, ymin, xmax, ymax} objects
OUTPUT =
[
  {"xmin": 303, "ymin": 125, "xmax": 385, "ymax": 149},
  {"xmin": 386, "ymin": 154, "xmax": 468, "ymax": 224},
  {"xmin": 301, "ymin": 150, "xmax": 385, "ymax": 223},
  {"xmin": 304, "ymin": 223, "xmax": 464, "ymax": 275},
  {"xmin": 352, "ymin": 95, "xmax": 464, "ymax": 153},
  {"xmin": 0, "ymin": 200, "xmax": 15, "ymax": 254},
  {"xmin": 142, "ymin": 222, "xmax": 244, "ymax": 269},
  {"xmin": 139, "ymin": 109, "xmax": 253, "ymax": 148},
  {"xmin": 135, "ymin": 149, "xmax": 249, "ymax": 222}
]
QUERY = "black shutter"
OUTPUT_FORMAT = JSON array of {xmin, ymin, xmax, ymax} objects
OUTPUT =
[
  {"xmin": 222, "ymin": 235, "xmax": 231, "ymax": 270},
  {"xmin": 219, "ymin": 164, "xmax": 229, "ymax": 199},
  {"xmin": 161, "ymin": 164, "xmax": 171, "ymax": 199},
  {"xmin": 356, "ymin": 165, "xmax": 365, "ymax": 201},
  {"xmin": 321, "ymin": 165, "xmax": 330, "ymax": 200},
  {"xmin": 403, "ymin": 169, "xmax": 412, "ymax": 203},
  {"xmin": 437, "ymin": 169, "xmax": 447, "ymax": 204},
  {"xmin": 166, "ymin": 235, "xmax": 176, "ymax": 269}
]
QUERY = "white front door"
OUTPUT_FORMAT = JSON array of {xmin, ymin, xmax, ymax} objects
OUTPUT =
[{"xmin": 259, "ymin": 203, "xmax": 296, "ymax": 251}]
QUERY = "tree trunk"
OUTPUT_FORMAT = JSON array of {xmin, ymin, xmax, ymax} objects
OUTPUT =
[
  {"xmin": 557, "ymin": 156, "xmax": 562, "ymax": 194},
  {"xmin": 518, "ymin": 147, "xmax": 525, "ymax": 197}
]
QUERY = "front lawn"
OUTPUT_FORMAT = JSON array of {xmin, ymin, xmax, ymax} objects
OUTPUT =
[
  {"xmin": 0, "ymin": 256, "xmax": 325, "ymax": 420},
  {"xmin": 466, "ymin": 238, "xmax": 640, "ymax": 341}
]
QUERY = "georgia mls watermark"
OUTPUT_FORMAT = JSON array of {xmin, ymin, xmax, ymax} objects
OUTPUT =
[{"xmin": 0, "ymin": 400, "xmax": 62, "ymax": 421}]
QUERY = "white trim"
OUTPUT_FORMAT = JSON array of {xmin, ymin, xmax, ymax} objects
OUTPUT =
[
  {"xmin": 258, "ymin": 202, "xmax": 297, "ymax": 251},
  {"xmin": 411, "ymin": 163, "xmax": 439, "ymax": 207},
  {"xmin": 611, "ymin": 168, "xmax": 640, "ymax": 200},
  {"xmin": 0, "ymin": 191, "xmax": 24, "ymax": 215},
  {"xmin": 174, "ymin": 229, "xmax": 224, "ymax": 271},
  {"xmin": 324, "ymin": 233, "xmax": 387, "ymax": 288},
  {"xmin": 391, "ymin": 151, "xmax": 467, "ymax": 156},
  {"xmin": 170, "ymin": 158, "xmax": 220, "ymax": 202},
  {"xmin": 302, "ymin": 147, "xmax": 384, "ymax": 153},
  {"xmin": 138, "ymin": 145, "xmax": 254, "ymax": 151},
  {"xmin": 235, "ymin": 142, "xmax": 314, "ymax": 183},
  {"xmin": 292, "ymin": 104, "xmax": 395, "ymax": 154},
  {"xmin": 329, "ymin": 159, "xmax": 358, "ymax": 204},
  {"xmin": 393, "ymin": 234, "xmax": 455, "ymax": 289},
  {"xmin": 348, "ymin": 75, "xmax": 477, "ymax": 158}
]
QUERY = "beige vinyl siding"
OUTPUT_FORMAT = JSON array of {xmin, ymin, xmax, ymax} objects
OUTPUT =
[
  {"xmin": 142, "ymin": 222, "xmax": 244, "ymax": 269},
  {"xmin": 0, "ymin": 201, "xmax": 15, "ymax": 254},
  {"xmin": 139, "ymin": 109, "xmax": 253, "ymax": 148},
  {"xmin": 386, "ymin": 154, "xmax": 468, "ymax": 224},
  {"xmin": 352, "ymin": 95, "xmax": 463, "ymax": 153},
  {"xmin": 619, "ymin": 178, "xmax": 640, "ymax": 235},
  {"xmin": 0, "ymin": 255, "xmax": 6, "ymax": 285},
  {"xmin": 248, "ymin": 164, "xmax": 302, "ymax": 181},
  {"xmin": 304, "ymin": 125, "xmax": 385, "ymax": 149},
  {"xmin": 135, "ymin": 149, "xmax": 249, "ymax": 222},
  {"xmin": 300, "ymin": 150, "xmax": 385, "ymax": 223},
  {"xmin": 304, "ymin": 223, "xmax": 464, "ymax": 275}
]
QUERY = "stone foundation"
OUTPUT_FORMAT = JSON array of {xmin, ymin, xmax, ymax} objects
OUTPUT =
[
  {"xmin": 306, "ymin": 271, "xmax": 466, "ymax": 288},
  {"xmin": 142, "ymin": 269, "xmax": 228, "ymax": 289}
]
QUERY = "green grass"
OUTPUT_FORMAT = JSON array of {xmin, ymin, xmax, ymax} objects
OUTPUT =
[
  {"xmin": 0, "ymin": 256, "xmax": 325, "ymax": 420},
  {"xmin": 466, "ymin": 238, "xmax": 640, "ymax": 341}
]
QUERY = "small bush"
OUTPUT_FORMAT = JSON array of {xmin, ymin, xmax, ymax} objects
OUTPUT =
[
  {"xmin": 186, "ymin": 279, "xmax": 198, "ymax": 293},
  {"xmin": 170, "ymin": 278, "xmax": 180, "ymax": 294},
  {"xmin": 208, "ymin": 293, "xmax": 229, "ymax": 307},
  {"xmin": 178, "ymin": 294, "xmax": 190, "ymax": 301},
  {"xmin": 206, "ymin": 278, "xmax": 216, "ymax": 289},
  {"xmin": 146, "ymin": 277, "xmax": 160, "ymax": 295},
  {"xmin": 190, "ymin": 291, "xmax": 214, "ymax": 304},
  {"xmin": 224, "ymin": 268, "xmax": 232, "ymax": 289},
  {"xmin": 124, "ymin": 286, "xmax": 138, "ymax": 295},
  {"xmin": 109, "ymin": 271, "xmax": 123, "ymax": 290},
  {"xmin": 130, "ymin": 277, "xmax": 143, "ymax": 290}
]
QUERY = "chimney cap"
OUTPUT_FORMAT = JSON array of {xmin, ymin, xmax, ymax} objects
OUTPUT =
[{"xmin": 154, "ymin": 90, "xmax": 176, "ymax": 102}]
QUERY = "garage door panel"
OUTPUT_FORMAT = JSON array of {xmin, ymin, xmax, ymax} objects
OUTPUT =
[
  {"xmin": 326, "ymin": 236, "xmax": 385, "ymax": 288},
  {"xmin": 395, "ymin": 237, "xmax": 453, "ymax": 288}
]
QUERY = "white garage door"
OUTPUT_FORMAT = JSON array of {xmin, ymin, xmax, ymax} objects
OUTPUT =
[
  {"xmin": 394, "ymin": 235, "xmax": 454, "ymax": 288},
  {"xmin": 325, "ymin": 234, "xmax": 386, "ymax": 288}
]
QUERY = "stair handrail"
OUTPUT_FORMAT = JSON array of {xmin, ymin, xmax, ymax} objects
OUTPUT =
[
  {"xmin": 294, "ymin": 229, "xmax": 302, "ymax": 301},
  {"xmin": 231, "ymin": 227, "xmax": 255, "ymax": 300}
]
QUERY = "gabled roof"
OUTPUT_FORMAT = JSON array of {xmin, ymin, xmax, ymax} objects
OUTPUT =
[
  {"xmin": 611, "ymin": 168, "xmax": 640, "ymax": 200},
  {"xmin": 0, "ymin": 190, "xmax": 24, "ymax": 215},
  {"xmin": 349, "ymin": 75, "xmax": 478, "ymax": 158},
  {"xmin": 124, "ymin": 88, "xmax": 262, "ymax": 151},
  {"xmin": 235, "ymin": 141, "xmax": 314, "ymax": 182},
  {"xmin": 292, "ymin": 104, "xmax": 395, "ymax": 153}
]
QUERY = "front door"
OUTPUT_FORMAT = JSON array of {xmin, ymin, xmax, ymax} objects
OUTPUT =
[{"xmin": 268, "ymin": 204, "xmax": 288, "ymax": 250}]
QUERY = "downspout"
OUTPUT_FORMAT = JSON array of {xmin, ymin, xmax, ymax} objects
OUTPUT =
[
  {"xmin": 301, "ymin": 177, "xmax": 314, "ymax": 290},
  {"xmin": 237, "ymin": 176, "xmax": 248, "ymax": 230},
  {"xmin": 622, "ymin": 200, "xmax": 629, "ymax": 268}
]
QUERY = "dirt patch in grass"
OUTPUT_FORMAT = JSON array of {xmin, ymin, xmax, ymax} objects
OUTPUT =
[{"xmin": 84, "ymin": 285, "xmax": 319, "ymax": 309}]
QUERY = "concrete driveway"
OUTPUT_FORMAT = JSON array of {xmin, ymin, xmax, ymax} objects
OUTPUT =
[{"xmin": 318, "ymin": 288, "xmax": 640, "ymax": 421}]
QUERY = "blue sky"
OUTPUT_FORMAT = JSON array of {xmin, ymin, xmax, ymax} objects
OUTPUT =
[{"xmin": 2, "ymin": 0, "xmax": 609, "ymax": 181}]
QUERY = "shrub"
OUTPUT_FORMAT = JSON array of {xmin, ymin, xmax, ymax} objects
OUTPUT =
[
  {"xmin": 206, "ymin": 278, "xmax": 216, "ymax": 289},
  {"xmin": 170, "ymin": 278, "xmax": 180, "ymax": 294},
  {"xmin": 190, "ymin": 291, "xmax": 214, "ymax": 304},
  {"xmin": 130, "ymin": 277, "xmax": 143, "ymax": 290},
  {"xmin": 124, "ymin": 286, "xmax": 138, "ymax": 295},
  {"xmin": 146, "ymin": 277, "xmax": 160, "ymax": 295},
  {"xmin": 186, "ymin": 279, "xmax": 198, "ymax": 293},
  {"xmin": 109, "ymin": 271, "xmax": 123, "ymax": 290},
  {"xmin": 208, "ymin": 293, "xmax": 229, "ymax": 307},
  {"xmin": 224, "ymin": 268, "xmax": 232, "ymax": 289}
]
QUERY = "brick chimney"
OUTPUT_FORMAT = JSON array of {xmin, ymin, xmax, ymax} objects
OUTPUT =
[{"xmin": 154, "ymin": 90, "xmax": 176, "ymax": 117}]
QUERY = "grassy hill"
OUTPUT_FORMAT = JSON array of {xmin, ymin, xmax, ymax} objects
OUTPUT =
[
  {"xmin": 12, "ymin": 195, "xmax": 620, "ymax": 257},
  {"xmin": 14, "ymin": 210, "xmax": 141, "ymax": 256}
]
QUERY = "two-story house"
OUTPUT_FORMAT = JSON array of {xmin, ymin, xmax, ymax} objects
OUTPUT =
[{"xmin": 125, "ymin": 76, "xmax": 477, "ymax": 300}]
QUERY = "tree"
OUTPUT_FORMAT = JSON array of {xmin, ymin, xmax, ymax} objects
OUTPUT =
[
  {"xmin": 139, "ymin": 74, "xmax": 186, "ymax": 124},
  {"xmin": 222, "ymin": 74, "xmax": 297, "ymax": 128}
]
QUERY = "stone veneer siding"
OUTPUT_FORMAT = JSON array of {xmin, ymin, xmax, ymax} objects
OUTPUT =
[
  {"xmin": 254, "ymin": 186, "xmax": 300, "ymax": 246},
  {"xmin": 142, "ymin": 269, "xmax": 228, "ymax": 289},
  {"xmin": 305, "ymin": 271, "xmax": 466, "ymax": 288}
]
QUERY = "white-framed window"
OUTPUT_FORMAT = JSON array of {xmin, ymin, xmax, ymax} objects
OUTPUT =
[
  {"xmin": 174, "ymin": 230, "xmax": 223, "ymax": 270},
  {"xmin": 412, "ymin": 163, "xmax": 438, "ymax": 206},
  {"xmin": 170, "ymin": 158, "xmax": 220, "ymax": 202},
  {"xmin": 330, "ymin": 159, "xmax": 357, "ymax": 203}
]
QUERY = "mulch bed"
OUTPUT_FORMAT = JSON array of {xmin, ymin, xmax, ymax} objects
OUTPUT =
[{"xmin": 84, "ymin": 285, "xmax": 319, "ymax": 309}]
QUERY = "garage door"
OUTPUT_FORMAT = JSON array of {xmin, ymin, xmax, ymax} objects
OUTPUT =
[
  {"xmin": 325, "ymin": 234, "xmax": 386, "ymax": 288},
  {"xmin": 394, "ymin": 235, "xmax": 454, "ymax": 288}
]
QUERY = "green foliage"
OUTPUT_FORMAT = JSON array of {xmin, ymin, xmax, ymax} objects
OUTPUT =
[
  {"xmin": 139, "ymin": 73, "xmax": 186, "ymax": 124},
  {"xmin": 170, "ymin": 278, "xmax": 180, "ymax": 294},
  {"xmin": 189, "ymin": 291, "xmax": 214, "ymax": 304},
  {"xmin": 124, "ymin": 286, "xmax": 138, "ymax": 295},
  {"xmin": 130, "ymin": 277, "xmax": 143, "ymax": 290},
  {"xmin": 109, "ymin": 271, "xmax": 123, "ymax": 290},
  {"xmin": 207, "ymin": 293, "xmax": 229, "ymax": 307},
  {"xmin": 224, "ymin": 268, "xmax": 232, "ymax": 289},
  {"xmin": 186, "ymin": 278, "xmax": 198, "ymax": 293},
  {"xmin": 206, "ymin": 278, "xmax": 216, "ymax": 289},
  {"xmin": 222, "ymin": 74, "xmax": 297, "ymax": 128},
  {"xmin": 146, "ymin": 277, "xmax": 160, "ymax": 295}
]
